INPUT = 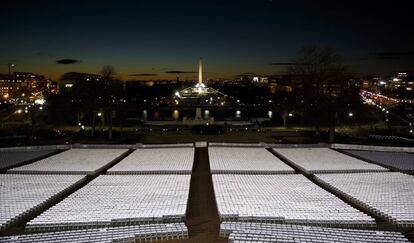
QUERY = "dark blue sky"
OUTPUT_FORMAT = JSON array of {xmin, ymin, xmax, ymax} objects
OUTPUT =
[{"xmin": 1, "ymin": 0, "xmax": 413, "ymax": 80}]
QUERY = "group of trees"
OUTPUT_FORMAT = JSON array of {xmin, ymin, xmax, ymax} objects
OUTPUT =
[
  {"xmin": 287, "ymin": 46, "xmax": 364, "ymax": 142},
  {"xmin": 49, "ymin": 65, "xmax": 123, "ymax": 139}
]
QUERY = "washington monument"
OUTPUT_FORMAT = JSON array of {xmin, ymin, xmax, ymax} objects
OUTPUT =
[{"xmin": 198, "ymin": 58, "xmax": 203, "ymax": 84}]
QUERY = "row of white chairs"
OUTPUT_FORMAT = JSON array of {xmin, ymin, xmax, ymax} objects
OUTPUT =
[
  {"xmin": 0, "ymin": 150, "xmax": 56, "ymax": 171},
  {"xmin": 209, "ymin": 147, "xmax": 294, "ymax": 174},
  {"xmin": 27, "ymin": 175, "xmax": 191, "ymax": 231},
  {"xmin": 9, "ymin": 149, "xmax": 128, "ymax": 175},
  {"xmin": 221, "ymin": 222, "xmax": 409, "ymax": 243},
  {"xmin": 0, "ymin": 223, "xmax": 188, "ymax": 242},
  {"xmin": 343, "ymin": 150, "xmax": 414, "ymax": 172},
  {"xmin": 0, "ymin": 174, "xmax": 86, "ymax": 230},
  {"xmin": 315, "ymin": 172, "xmax": 414, "ymax": 228},
  {"xmin": 108, "ymin": 148, "xmax": 194, "ymax": 174},
  {"xmin": 212, "ymin": 174, "xmax": 375, "ymax": 227},
  {"xmin": 274, "ymin": 148, "xmax": 388, "ymax": 174}
]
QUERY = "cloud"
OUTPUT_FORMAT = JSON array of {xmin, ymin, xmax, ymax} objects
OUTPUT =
[
  {"xmin": 271, "ymin": 62, "xmax": 304, "ymax": 65},
  {"xmin": 370, "ymin": 51, "xmax": 414, "ymax": 60},
  {"xmin": 129, "ymin": 73, "xmax": 157, "ymax": 77},
  {"xmin": 35, "ymin": 52, "xmax": 55, "ymax": 57},
  {"xmin": 234, "ymin": 73, "xmax": 256, "ymax": 77},
  {"xmin": 165, "ymin": 70, "xmax": 197, "ymax": 74},
  {"xmin": 56, "ymin": 59, "xmax": 81, "ymax": 64}
]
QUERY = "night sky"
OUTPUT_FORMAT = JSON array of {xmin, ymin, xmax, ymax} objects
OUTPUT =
[{"xmin": 1, "ymin": 0, "xmax": 413, "ymax": 80}]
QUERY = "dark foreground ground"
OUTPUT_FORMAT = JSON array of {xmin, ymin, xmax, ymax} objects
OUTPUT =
[{"xmin": 3, "ymin": 127, "xmax": 413, "ymax": 147}]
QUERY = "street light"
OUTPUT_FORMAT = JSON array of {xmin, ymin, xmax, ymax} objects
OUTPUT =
[{"xmin": 348, "ymin": 112, "xmax": 354, "ymax": 117}]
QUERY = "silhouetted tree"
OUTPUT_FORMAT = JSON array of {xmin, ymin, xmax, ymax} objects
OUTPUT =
[
  {"xmin": 289, "ymin": 46, "xmax": 346, "ymax": 142},
  {"xmin": 100, "ymin": 65, "xmax": 119, "ymax": 140}
]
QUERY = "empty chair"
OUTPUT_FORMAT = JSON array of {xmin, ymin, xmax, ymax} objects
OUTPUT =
[
  {"xmin": 108, "ymin": 148, "xmax": 194, "ymax": 174},
  {"xmin": 343, "ymin": 150, "xmax": 414, "ymax": 173},
  {"xmin": 213, "ymin": 174, "xmax": 375, "ymax": 227},
  {"xmin": 221, "ymin": 222, "xmax": 409, "ymax": 242},
  {"xmin": 27, "ymin": 175, "xmax": 191, "ymax": 231},
  {"xmin": 315, "ymin": 172, "xmax": 414, "ymax": 228},
  {"xmin": 209, "ymin": 147, "xmax": 294, "ymax": 174},
  {"xmin": 0, "ymin": 223, "xmax": 188, "ymax": 242},
  {"xmin": 274, "ymin": 148, "xmax": 388, "ymax": 174},
  {"xmin": 9, "ymin": 149, "xmax": 128, "ymax": 175},
  {"xmin": 0, "ymin": 174, "xmax": 86, "ymax": 230}
]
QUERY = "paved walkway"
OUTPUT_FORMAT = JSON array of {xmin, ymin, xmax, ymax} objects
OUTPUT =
[{"xmin": 184, "ymin": 147, "xmax": 227, "ymax": 242}]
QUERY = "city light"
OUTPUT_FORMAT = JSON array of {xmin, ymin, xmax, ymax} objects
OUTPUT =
[
  {"xmin": 348, "ymin": 112, "xmax": 354, "ymax": 117},
  {"xmin": 236, "ymin": 110, "xmax": 241, "ymax": 118},
  {"xmin": 268, "ymin": 111, "xmax": 273, "ymax": 119},
  {"xmin": 97, "ymin": 112, "xmax": 102, "ymax": 117},
  {"xmin": 34, "ymin": 99, "xmax": 46, "ymax": 105},
  {"xmin": 288, "ymin": 113, "xmax": 293, "ymax": 117}
]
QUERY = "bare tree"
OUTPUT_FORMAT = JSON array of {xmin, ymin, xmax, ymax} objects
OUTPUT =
[
  {"xmin": 100, "ymin": 65, "xmax": 116, "ymax": 140},
  {"xmin": 100, "ymin": 65, "xmax": 116, "ymax": 81},
  {"xmin": 289, "ymin": 46, "xmax": 346, "ymax": 142}
]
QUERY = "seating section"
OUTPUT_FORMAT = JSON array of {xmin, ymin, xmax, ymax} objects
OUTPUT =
[
  {"xmin": 27, "ymin": 175, "xmax": 191, "ymax": 231},
  {"xmin": 212, "ymin": 174, "xmax": 374, "ymax": 227},
  {"xmin": 2, "ymin": 146, "xmax": 412, "ymax": 241},
  {"xmin": 108, "ymin": 148, "xmax": 194, "ymax": 174},
  {"xmin": 343, "ymin": 150, "xmax": 414, "ymax": 172},
  {"xmin": 9, "ymin": 149, "xmax": 128, "ymax": 175},
  {"xmin": 0, "ymin": 223, "xmax": 188, "ymax": 242},
  {"xmin": 220, "ymin": 222, "xmax": 409, "ymax": 243},
  {"xmin": 0, "ymin": 174, "xmax": 86, "ymax": 231},
  {"xmin": 315, "ymin": 172, "xmax": 414, "ymax": 228},
  {"xmin": 274, "ymin": 148, "xmax": 388, "ymax": 174},
  {"xmin": 209, "ymin": 147, "xmax": 294, "ymax": 174},
  {"xmin": 0, "ymin": 150, "xmax": 56, "ymax": 171}
]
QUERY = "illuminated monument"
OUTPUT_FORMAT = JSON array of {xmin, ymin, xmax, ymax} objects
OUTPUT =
[{"xmin": 174, "ymin": 58, "xmax": 227, "ymax": 106}]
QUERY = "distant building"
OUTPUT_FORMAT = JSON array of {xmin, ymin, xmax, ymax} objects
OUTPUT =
[
  {"xmin": 388, "ymin": 72, "xmax": 414, "ymax": 91},
  {"xmin": 59, "ymin": 72, "xmax": 101, "ymax": 93},
  {"xmin": 0, "ymin": 72, "xmax": 49, "ymax": 103},
  {"xmin": 360, "ymin": 72, "xmax": 414, "ymax": 93}
]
